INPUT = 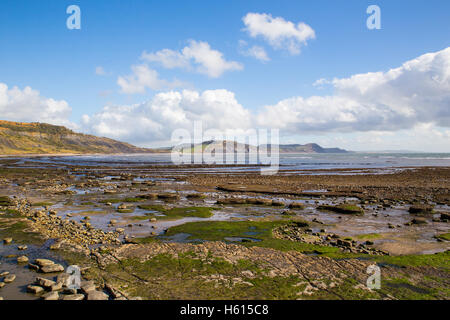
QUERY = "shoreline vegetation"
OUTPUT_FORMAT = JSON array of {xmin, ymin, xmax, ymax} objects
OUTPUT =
[{"xmin": 0, "ymin": 156, "xmax": 449, "ymax": 300}]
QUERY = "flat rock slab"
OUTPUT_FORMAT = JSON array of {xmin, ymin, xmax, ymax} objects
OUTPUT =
[
  {"xmin": 35, "ymin": 277, "xmax": 56, "ymax": 289},
  {"xmin": 40, "ymin": 264, "xmax": 64, "ymax": 273},
  {"xmin": 42, "ymin": 291, "xmax": 59, "ymax": 300},
  {"xmin": 27, "ymin": 285, "xmax": 44, "ymax": 294},
  {"xmin": 87, "ymin": 290, "xmax": 109, "ymax": 300},
  {"xmin": 63, "ymin": 294, "xmax": 85, "ymax": 300},
  {"xmin": 35, "ymin": 259, "xmax": 56, "ymax": 267}
]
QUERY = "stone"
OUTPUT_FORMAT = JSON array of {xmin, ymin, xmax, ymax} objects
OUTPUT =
[
  {"xmin": 50, "ymin": 282, "xmax": 63, "ymax": 291},
  {"xmin": 27, "ymin": 285, "xmax": 44, "ymax": 294},
  {"xmin": 3, "ymin": 237, "xmax": 12, "ymax": 245},
  {"xmin": 56, "ymin": 273, "xmax": 71, "ymax": 284},
  {"xmin": 0, "ymin": 271, "xmax": 10, "ymax": 277},
  {"xmin": 40, "ymin": 263, "xmax": 65, "ymax": 273},
  {"xmin": 115, "ymin": 228, "xmax": 125, "ymax": 234},
  {"xmin": 288, "ymin": 202, "xmax": 305, "ymax": 209},
  {"xmin": 17, "ymin": 255, "xmax": 29, "ymax": 263},
  {"xmin": 0, "ymin": 282, "xmax": 4, "ymax": 288},
  {"xmin": 63, "ymin": 294, "xmax": 85, "ymax": 300},
  {"xmin": 28, "ymin": 263, "xmax": 40, "ymax": 271},
  {"xmin": 18, "ymin": 245, "xmax": 28, "ymax": 250},
  {"xmin": 81, "ymin": 280, "xmax": 96, "ymax": 293},
  {"xmin": 35, "ymin": 258, "xmax": 56, "ymax": 267},
  {"xmin": 42, "ymin": 291, "xmax": 59, "ymax": 300},
  {"xmin": 63, "ymin": 288, "xmax": 78, "ymax": 294},
  {"xmin": 408, "ymin": 204, "xmax": 434, "ymax": 215},
  {"xmin": 337, "ymin": 239, "xmax": 352, "ymax": 247},
  {"xmin": 35, "ymin": 277, "xmax": 56, "ymax": 289},
  {"xmin": 87, "ymin": 290, "xmax": 109, "ymax": 300},
  {"xmin": 411, "ymin": 217, "xmax": 427, "ymax": 225},
  {"xmin": 3, "ymin": 274, "xmax": 16, "ymax": 283}
]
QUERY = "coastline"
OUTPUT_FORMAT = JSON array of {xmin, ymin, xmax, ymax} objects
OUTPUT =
[{"xmin": 0, "ymin": 157, "xmax": 448, "ymax": 300}]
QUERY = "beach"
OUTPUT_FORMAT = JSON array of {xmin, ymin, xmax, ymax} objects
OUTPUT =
[{"xmin": 0, "ymin": 155, "xmax": 449, "ymax": 300}]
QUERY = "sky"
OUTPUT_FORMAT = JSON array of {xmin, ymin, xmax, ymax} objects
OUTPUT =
[{"xmin": 0, "ymin": 0, "xmax": 449, "ymax": 151}]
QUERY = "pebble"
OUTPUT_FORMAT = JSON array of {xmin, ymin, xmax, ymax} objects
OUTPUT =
[
  {"xmin": 3, "ymin": 237, "xmax": 12, "ymax": 245},
  {"xmin": 17, "ymin": 255, "xmax": 29, "ymax": 263},
  {"xmin": 3, "ymin": 274, "xmax": 16, "ymax": 283}
]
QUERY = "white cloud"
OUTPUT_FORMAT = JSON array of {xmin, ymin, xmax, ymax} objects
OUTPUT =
[
  {"xmin": 312, "ymin": 78, "xmax": 331, "ymax": 88},
  {"xmin": 0, "ymin": 83, "xmax": 74, "ymax": 127},
  {"xmin": 257, "ymin": 47, "xmax": 450, "ymax": 133},
  {"xmin": 95, "ymin": 66, "xmax": 109, "ymax": 76},
  {"xmin": 142, "ymin": 40, "xmax": 243, "ymax": 78},
  {"xmin": 117, "ymin": 64, "xmax": 183, "ymax": 94},
  {"xmin": 242, "ymin": 13, "xmax": 315, "ymax": 55},
  {"xmin": 238, "ymin": 40, "xmax": 270, "ymax": 62},
  {"xmin": 81, "ymin": 89, "xmax": 252, "ymax": 145}
]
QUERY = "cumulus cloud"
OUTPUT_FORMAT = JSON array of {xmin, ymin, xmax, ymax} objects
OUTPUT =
[
  {"xmin": 0, "ymin": 83, "xmax": 74, "ymax": 127},
  {"xmin": 242, "ymin": 13, "xmax": 315, "ymax": 55},
  {"xmin": 141, "ymin": 40, "xmax": 243, "ymax": 78},
  {"xmin": 81, "ymin": 89, "xmax": 252, "ymax": 145},
  {"xmin": 257, "ymin": 47, "xmax": 450, "ymax": 133},
  {"xmin": 117, "ymin": 64, "xmax": 183, "ymax": 94},
  {"xmin": 238, "ymin": 40, "xmax": 270, "ymax": 62}
]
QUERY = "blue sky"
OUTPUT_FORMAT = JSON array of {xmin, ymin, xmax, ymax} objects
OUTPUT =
[{"xmin": 0, "ymin": 0, "xmax": 449, "ymax": 151}]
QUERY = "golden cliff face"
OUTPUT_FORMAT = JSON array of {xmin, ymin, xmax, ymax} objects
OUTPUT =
[{"xmin": 0, "ymin": 120, "xmax": 150, "ymax": 155}]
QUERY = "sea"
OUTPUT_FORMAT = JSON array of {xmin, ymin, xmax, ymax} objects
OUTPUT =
[{"xmin": 11, "ymin": 153, "xmax": 450, "ymax": 174}]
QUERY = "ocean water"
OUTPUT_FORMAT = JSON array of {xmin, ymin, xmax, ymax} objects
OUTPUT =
[{"xmin": 16, "ymin": 153, "xmax": 450, "ymax": 172}]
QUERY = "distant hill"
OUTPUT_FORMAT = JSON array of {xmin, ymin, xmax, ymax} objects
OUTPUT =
[
  {"xmin": 0, "ymin": 121, "xmax": 349, "ymax": 155},
  {"xmin": 174, "ymin": 140, "xmax": 348, "ymax": 154},
  {"xmin": 0, "ymin": 120, "xmax": 154, "ymax": 155},
  {"xmin": 275, "ymin": 143, "xmax": 348, "ymax": 153}
]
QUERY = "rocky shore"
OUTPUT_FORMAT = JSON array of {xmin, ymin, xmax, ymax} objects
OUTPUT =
[{"xmin": 0, "ymin": 159, "xmax": 449, "ymax": 300}]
